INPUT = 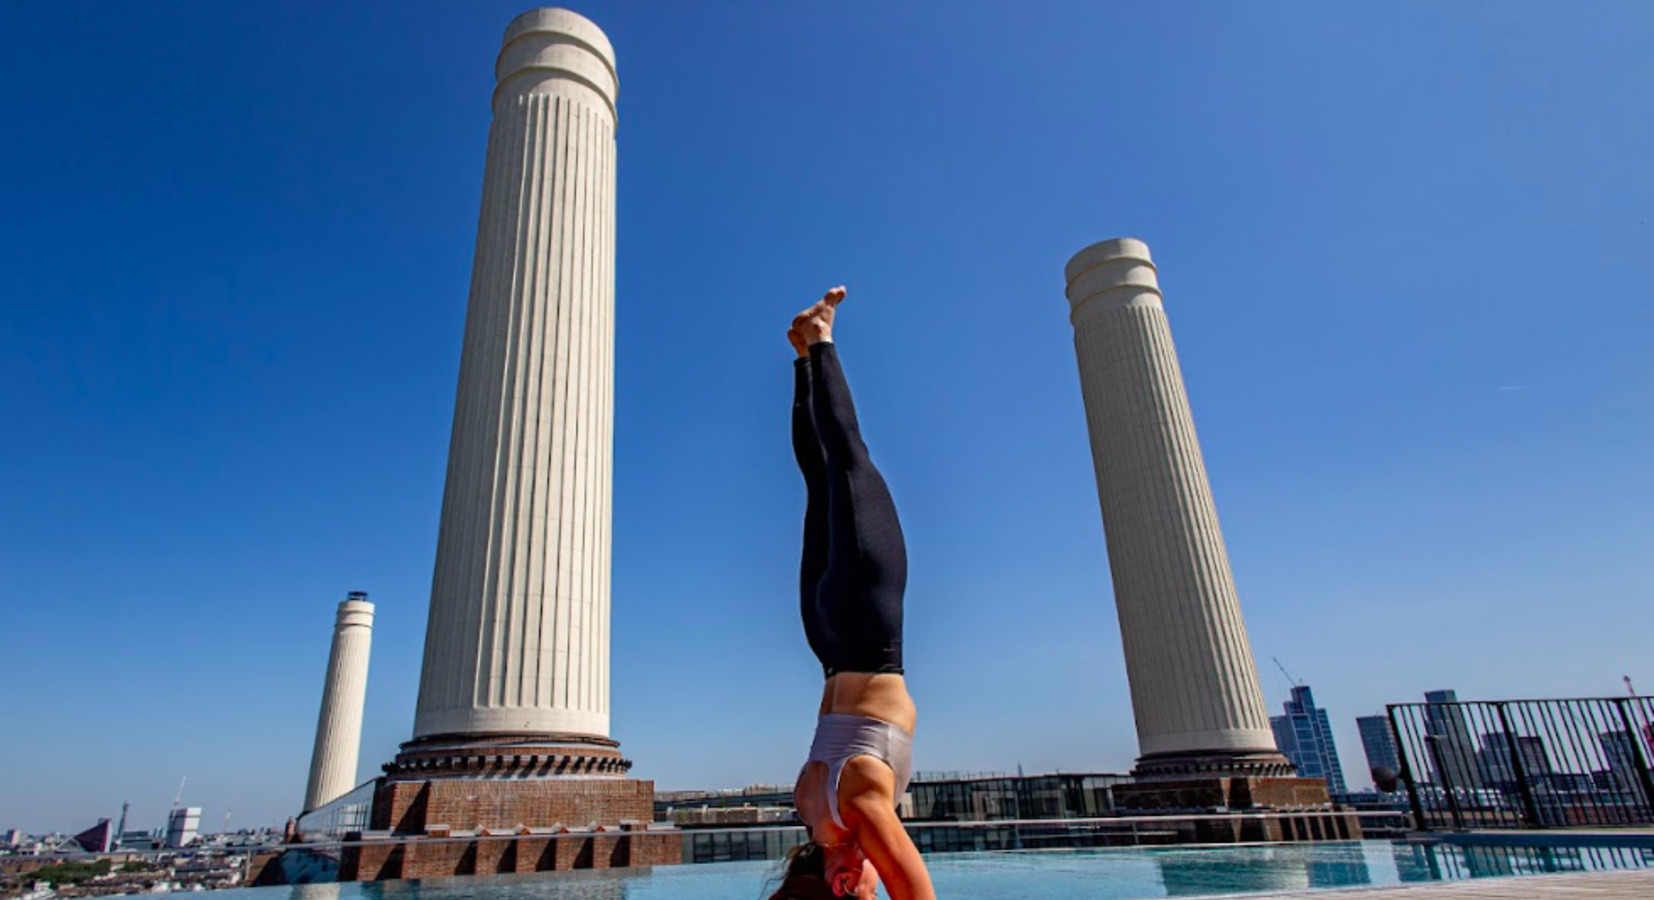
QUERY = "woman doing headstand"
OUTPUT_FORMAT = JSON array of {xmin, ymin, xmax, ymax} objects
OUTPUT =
[{"xmin": 770, "ymin": 287, "xmax": 936, "ymax": 900}]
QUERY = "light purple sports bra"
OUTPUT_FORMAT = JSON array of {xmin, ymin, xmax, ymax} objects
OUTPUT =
[{"xmin": 806, "ymin": 712, "xmax": 915, "ymax": 829}]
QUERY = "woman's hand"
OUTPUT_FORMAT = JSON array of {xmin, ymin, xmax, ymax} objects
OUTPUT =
[{"xmin": 852, "ymin": 858, "xmax": 880, "ymax": 900}]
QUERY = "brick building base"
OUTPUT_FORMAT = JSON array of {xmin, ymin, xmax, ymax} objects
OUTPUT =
[
  {"xmin": 340, "ymin": 823, "xmax": 680, "ymax": 882},
  {"xmin": 369, "ymin": 775, "xmax": 660, "ymax": 834},
  {"xmin": 337, "ymin": 734, "xmax": 681, "ymax": 882},
  {"xmin": 1115, "ymin": 775, "xmax": 1332, "ymax": 811},
  {"xmin": 1112, "ymin": 776, "xmax": 1361, "ymax": 843}
]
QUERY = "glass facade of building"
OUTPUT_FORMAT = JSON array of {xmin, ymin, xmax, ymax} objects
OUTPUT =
[
  {"xmin": 674, "ymin": 772, "xmax": 1133, "ymax": 862},
  {"xmin": 1423, "ymin": 689, "xmax": 1483, "ymax": 789},
  {"xmin": 906, "ymin": 773, "xmax": 1129, "ymax": 822},
  {"xmin": 1358, "ymin": 715, "xmax": 1402, "ymax": 781},
  {"xmin": 682, "ymin": 827, "xmax": 807, "ymax": 865},
  {"xmin": 1270, "ymin": 685, "xmax": 1348, "ymax": 794},
  {"xmin": 293, "ymin": 779, "xmax": 376, "ymax": 842},
  {"xmin": 1477, "ymin": 731, "xmax": 1554, "ymax": 786}
]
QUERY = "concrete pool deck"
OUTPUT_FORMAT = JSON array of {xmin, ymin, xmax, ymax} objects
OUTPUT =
[{"xmin": 1250, "ymin": 868, "xmax": 1654, "ymax": 899}]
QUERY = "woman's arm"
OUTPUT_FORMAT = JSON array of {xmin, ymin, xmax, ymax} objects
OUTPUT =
[{"xmin": 846, "ymin": 787, "xmax": 936, "ymax": 900}]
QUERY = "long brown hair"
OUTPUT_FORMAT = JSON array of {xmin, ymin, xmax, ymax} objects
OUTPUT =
[{"xmin": 765, "ymin": 841, "xmax": 836, "ymax": 900}]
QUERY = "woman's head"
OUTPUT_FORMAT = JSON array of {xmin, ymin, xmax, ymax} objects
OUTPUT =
[{"xmin": 767, "ymin": 841, "xmax": 879, "ymax": 900}]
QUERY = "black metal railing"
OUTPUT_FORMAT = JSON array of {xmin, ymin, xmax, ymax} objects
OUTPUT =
[{"xmin": 1387, "ymin": 696, "xmax": 1654, "ymax": 830}]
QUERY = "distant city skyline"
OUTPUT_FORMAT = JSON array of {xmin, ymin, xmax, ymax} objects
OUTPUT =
[{"xmin": 3, "ymin": 1, "xmax": 1652, "ymax": 832}]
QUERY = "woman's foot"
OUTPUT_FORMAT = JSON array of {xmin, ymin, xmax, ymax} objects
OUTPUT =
[
  {"xmin": 787, "ymin": 328, "xmax": 810, "ymax": 359},
  {"xmin": 792, "ymin": 286, "xmax": 846, "ymax": 347}
]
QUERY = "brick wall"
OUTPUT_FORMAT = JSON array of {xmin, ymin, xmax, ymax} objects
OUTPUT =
[
  {"xmin": 1115, "ymin": 776, "xmax": 1332, "ymax": 811},
  {"xmin": 345, "ymin": 775, "xmax": 678, "ymax": 882},
  {"xmin": 373, "ymin": 778, "xmax": 656, "ymax": 833},
  {"xmin": 1235, "ymin": 777, "xmax": 1334, "ymax": 808},
  {"xmin": 340, "ymin": 831, "xmax": 679, "ymax": 881}
]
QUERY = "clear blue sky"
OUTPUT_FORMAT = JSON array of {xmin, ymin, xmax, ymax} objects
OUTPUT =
[{"xmin": 3, "ymin": 1, "xmax": 1651, "ymax": 834}]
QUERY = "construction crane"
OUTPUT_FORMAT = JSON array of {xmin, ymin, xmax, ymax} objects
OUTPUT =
[
  {"xmin": 1273, "ymin": 657, "xmax": 1304, "ymax": 688},
  {"xmin": 170, "ymin": 777, "xmax": 187, "ymax": 817}
]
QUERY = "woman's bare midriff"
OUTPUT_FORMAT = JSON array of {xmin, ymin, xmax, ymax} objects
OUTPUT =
[{"xmin": 818, "ymin": 672, "xmax": 916, "ymax": 731}]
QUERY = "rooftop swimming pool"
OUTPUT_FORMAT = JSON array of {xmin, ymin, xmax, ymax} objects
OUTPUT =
[{"xmin": 176, "ymin": 841, "xmax": 1654, "ymax": 900}]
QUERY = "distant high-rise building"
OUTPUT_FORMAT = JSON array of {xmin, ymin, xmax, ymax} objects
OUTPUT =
[
  {"xmin": 1601, "ymin": 730, "xmax": 1651, "ymax": 803},
  {"xmin": 3, "ymin": 828, "xmax": 21, "ymax": 848},
  {"xmin": 1477, "ymin": 731, "xmax": 1552, "ymax": 786},
  {"xmin": 1356, "ymin": 715, "xmax": 1401, "ymax": 782},
  {"xmin": 1269, "ymin": 685, "xmax": 1347, "ymax": 793},
  {"xmin": 1603, "ymin": 730, "xmax": 1638, "ymax": 771},
  {"xmin": 1422, "ymin": 689, "xmax": 1482, "ymax": 789},
  {"xmin": 166, "ymin": 807, "xmax": 200, "ymax": 849}
]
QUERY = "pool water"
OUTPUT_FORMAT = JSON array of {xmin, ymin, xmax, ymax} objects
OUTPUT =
[{"xmin": 188, "ymin": 841, "xmax": 1654, "ymax": 900}]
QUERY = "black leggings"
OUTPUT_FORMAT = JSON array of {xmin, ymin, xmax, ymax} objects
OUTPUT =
[{"xmin": 793, "ymin": 342, "xmax": 908, "ymax": 677}]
